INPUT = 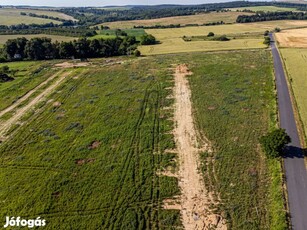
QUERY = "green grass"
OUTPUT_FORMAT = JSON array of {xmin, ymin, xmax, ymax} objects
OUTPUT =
[
  {"xmin": 0, "ymin": 34, "xmax": 75, "ymax": 45},
  {"xmin": 175, "ymin": 50, "xmax": 285, "ymax": 229},
  {"xmin": 228, "ymin": 6, "xmax": 299, "ymax": 12},
  {"xmin": 0, "ymin": 58, "xmax": 181, "ymax": 229},
  {"xmin": 0, "ymin": 51, "xmax": 287, "ymax": 229},
  {"xmin": 0, "ymin": 61, "xmax": 59, "ymax": 111}
]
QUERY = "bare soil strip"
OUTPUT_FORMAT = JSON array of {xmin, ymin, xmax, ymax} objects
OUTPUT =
[
  {"xmin": 0, "ymin": 71, "xmax": 63, "ymax": 118},
  {"xmin": 0, "ymin": 71, "xmax": 71, "ymax": 139},
  {"xmin": 172, "ymin": 64, "xmax": 227, "ymax": 230}
]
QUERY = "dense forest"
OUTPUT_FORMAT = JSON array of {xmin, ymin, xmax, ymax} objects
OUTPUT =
[
  {"xmin": 237, "ymin": 11, "xmax": 307, "ymax": 23},
  {"xmin": 0, "ymin": 36, "xmax": 139, "ymax": 62}
]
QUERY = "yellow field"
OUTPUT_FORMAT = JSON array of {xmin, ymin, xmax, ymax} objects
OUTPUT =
[
  {"xmin": 0, "ymin": 34, "xmax": 75, "ymax": 45},
  {"xmin": 276, "ymin": 28, "xmax": 307, "ymax": 47},
  {"xmin": 0, "ymin": 8, "xmax": 75, "ymax": 25},
  {"xmin": 139, "ymin": 38, "xmax": 264, "ymax": 55},
  {"xmin": 228, "ymin": 6, "xmax": 298, "ymax": 12},
  {"xmin": 280, "ymin": 48, "xmax": 307, "ymax": 137},
  {"xmin": 139, "ymin": 20, "xmax": 307, "ymax": 55},
  {"xmin": 100, "ymin": 11, "xmax": 253, "ymax": 29}
]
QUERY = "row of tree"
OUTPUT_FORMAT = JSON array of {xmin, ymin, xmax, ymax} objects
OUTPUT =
[
  {"xmin": 0, "ymin": 36, "xmax": 140, "ymax": 61},
  {"xmin": 237, "ymin": 11, "xmax": 307, "ymax": 23},
  {"xmin": 0, "ymin": 24, "xmax": 97, "ymax": 37},
  {"xmin": 24, "ymin": 12, "xmax": 68, "ymax": 23}
]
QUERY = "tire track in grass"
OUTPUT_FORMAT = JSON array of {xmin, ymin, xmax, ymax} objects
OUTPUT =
[
  {"xmin": 0, "ymin": 70, "xmax": 64, "ymax": 118},
  {"xmin": 115, "ymin": 87, "xmax": 162, "ymax": 229},
  {"xmin": 0, "ymin": 71, "xmax": 72, "ymax": 140},
  {"xmin": 105, "ymin": 84, "xmax": 163, "ymax": 229},
  {"xmin": 103, "ymin": 85, "xmax": 153, "ymax": 229}
]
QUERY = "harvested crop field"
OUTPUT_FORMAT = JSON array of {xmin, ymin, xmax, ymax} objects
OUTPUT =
[
  {"xmin": 100, "ymin": 11, "xmax": 253, "ymax": 29},
  {"xmin": 275, "ymin": 28, "xmax": 307, "ymax": 47},
  {"xmin": 140, "ymin": 38, "xmax": 265, "ymax": 55},
  {"xmin": 139, "ymin": 20, "xmax": 307, "ymax": 55},
  {"xmin": 0, "ymin": 8, "xmax": 68, "ymax": 25},
  {"xmin": 228, "ymin": 6, "xmax": 299, "ymax": 12}
]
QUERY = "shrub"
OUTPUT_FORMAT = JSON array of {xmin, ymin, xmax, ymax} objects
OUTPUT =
[
  {"xmin": 140, "ymin": 34, "xmax": 156, "ymax": 45},
  {"xmin": 207, "ymin": 32, "xmax": 215, "ymax": 37},
  {"xmin": 260, "ymin": 128, "xmax": 291, "ymax": 158},
  {"xmin": 134, "ymin": 50, "xmax": 141, "ymax": 57},
  {"xmin": 263, "ymin": 36, "xmax": 271, "ymax": 45}
]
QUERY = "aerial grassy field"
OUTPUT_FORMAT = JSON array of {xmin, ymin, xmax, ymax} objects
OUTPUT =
[
  {"xmin": 228, "ymin": 6, "xmax": 299, "ymax": 12},
  {"xmin": 139, "ymin": 20, "xmax": 307, "ymax": 55},
  {"xmin": 0, "ymin": 34, "xmax": 75, "ymax": 45},
  {"xmin": 279, "ymin": 48, "xmax": 307, "ymax": 139},
  {"xmin": 100, "ymin": 11, "xmax": 253, "ymax": 29},
  {"xmin": 0, "ymin": 58, "xmax": 181, "ymax": 229},
  {"xmin": 0, "ymin": 8, "xmax": 68, "ymax": 26},
  {"xmin": 0, "ymin": 61, "xmax": 59, "ymax": 111},
  {"xmin": 275, "ymin": 28, "xmax": 307, "ymax": 47},
  {"xmin": 184, "ymin": 50, "xmax": 285, "ymax": 229},
  {"xmin": 0, "ymin": 50, "xmax": 286, "ymax": 229}
]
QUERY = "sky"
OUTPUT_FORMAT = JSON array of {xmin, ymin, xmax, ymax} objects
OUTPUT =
[{"xmin": 0, "ymin": 0, "xmax": 234, "ymax": 7}]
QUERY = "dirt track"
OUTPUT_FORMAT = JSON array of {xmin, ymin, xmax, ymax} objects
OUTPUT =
[
  {"xmin": 0, "ymin": 71, "xmax": 63, "ymax": 118},
  {"xmin": 173, "ymin": 64, "xmax": 227, "ymax": 230},
  {"xmin": 0, "ymin": 71, "xmax": 71, "ymax": 139}
]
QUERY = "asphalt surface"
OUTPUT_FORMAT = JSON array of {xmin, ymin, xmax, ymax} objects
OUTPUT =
[{"xmin": 270, "ymin": 33, "xmax": 307, "ymax": 230}]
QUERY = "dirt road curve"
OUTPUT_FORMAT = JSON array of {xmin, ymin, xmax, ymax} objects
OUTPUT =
[
  {"xmin": 0, "ymin": 71, "xmax": 71, "ymax": 139},
  {"xmin": 173, "ymin": 64, "xmax": 226, "ymax": 230},
  {"xmin": 270, "ymin": 34, "xmax": 307, "ymax": 230}
]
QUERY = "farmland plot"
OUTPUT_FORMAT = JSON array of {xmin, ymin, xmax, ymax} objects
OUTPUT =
[
  {"xmin": 140, "ymin": 20, "xmax": 307, "ymax": 55},
  {"xmin": 179, "ymin": 50, "xmax": 285, "ymax": 229},
  {"xmin": 0, "ymin": 51, "xmax": 286, "ymax": 229},
  {"xmin": 0, "ymin": 59, "xmax": 181, "ymax": 229}
]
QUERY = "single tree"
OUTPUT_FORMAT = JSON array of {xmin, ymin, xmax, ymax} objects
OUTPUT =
[
  {"xmin": 260, "ymin": 128, "xmax": 291, "ymax": 158},
  {"xmin": 134, "ymin": 50, "xmax": 141, "ymax": 57},
  {"xmin": 263, "ymin": 36, "xmax": 271, "ymax": 46},
  {"xmin": 207, "ymin": 32, "xmax": 215, "ymax": 37},
  {"xmin": 140, "ymin": 34, "xmax": 156, "ymax": 45}
]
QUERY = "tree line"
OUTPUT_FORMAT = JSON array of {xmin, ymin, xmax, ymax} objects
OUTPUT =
[
  {"xmin": 0, "ymin": 24, "xmax": 97, "ymax": 37},
  {"xmin": 22, "ymin": 12, "xmax": 68, "ymax": 23},
  {"xmin": 133, "ymin": 21, "xmax": 225, "ymax": 29},
  {"xmin": 0, "ymin": 36, "xmax": 140, "ymax": 62},
  {"xmin": 237, "ymin": 11, "xmax": 307, "ymax": 23}
]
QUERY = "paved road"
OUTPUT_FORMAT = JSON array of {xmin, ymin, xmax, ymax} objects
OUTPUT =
[{"xmin": 270, "ymin": 34, "xmax": 307, "ymax": 230}]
